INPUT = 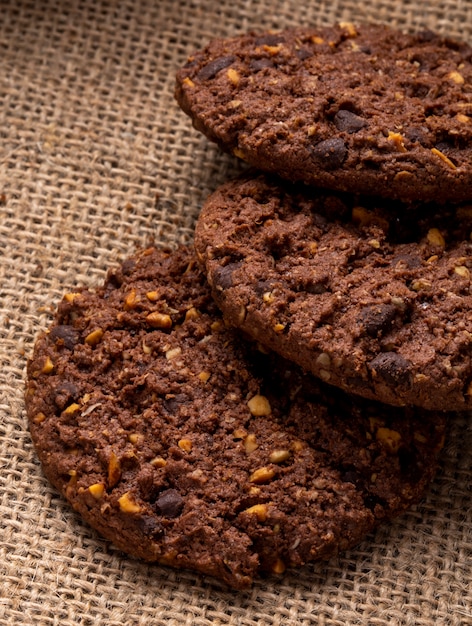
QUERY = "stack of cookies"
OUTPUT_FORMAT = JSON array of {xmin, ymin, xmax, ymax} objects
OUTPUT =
[{"xmin": 25, "ymin": 23, "xmax": 472, "ymax": 589}]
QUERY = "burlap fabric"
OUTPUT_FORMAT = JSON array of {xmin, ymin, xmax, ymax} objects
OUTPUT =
[{"xmin": 1, "ymin": 0, "xmax": 471, "ymax": 623}]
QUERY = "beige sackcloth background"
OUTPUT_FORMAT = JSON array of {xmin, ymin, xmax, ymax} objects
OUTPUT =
[{"xmin": 1, "ymin": 0, "xmax": 472, "ymax": 624}]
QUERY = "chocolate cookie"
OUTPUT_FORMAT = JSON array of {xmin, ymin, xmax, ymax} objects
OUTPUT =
[
  {"xmin": 176, "ymin": 23, "xmax": 472, "ymax": 203},
  {"xmin": 194, "ymin": 173, "xmax": 472, "ymax": 411},
  {"xmin": 25, "ymin": 246, "xmax": 446, "ymax": 589}
]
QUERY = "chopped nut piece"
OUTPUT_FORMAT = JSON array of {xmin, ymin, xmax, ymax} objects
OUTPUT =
[
  {"xmin": 197, "ymin": 371, "xmax": 211, "ymax": 382},
  {"xmin": 63, "ymin": 403, "xmax": 80, "ymax": 415},
  {"xmin": 85, "ymin": 328, "xmax": 104, "ymax": 346},
  {"xmin": 431, "ymin": 147, "xmax": 456, "ymax": 169},
  {"xmin": 146, "ymin": 312, "xmax": 173, "ymax": 329},
  {"xmin": 448, "ymin": 70, "xmax": 465, "ymax": 84},
  {"xmin": 410, "ymin": 279, "xmax": 432, "ymax": 291},
  {"xmin": 183, "ymin": 76, "xmax": 195, "ymax": 88},
  {"xmin": 184, "ymin": 307, "xmax": 199, "ymax": 321},
  {"xmin": 456, "ymin": 113, "xmax": 470, "ymax": 124},
  {"xmin": 165, "ymin": 347, "xmax": 182, "ymax": 360},
  {"xmin": 178, "ymin": 438, "xmax": 192, "ymax": 452},
  {"xmin": 263, "ymin": 44, "xmax": 283, "ymax": 55},
  {"xmin": 315, "ymin": 352, "xmax": 331, "ymax": 369},
  {"xmin": 243, "ymin": 503, "xmax": 268, "ymax": 521},
  {"xmin": 427, "ymin": 228, "xmax": 446, "ymax": 247},
  {"xmin": 291, "ymin": 440, "xmax": 304, "ymax": 452},
  {"xmin": 351, "ymin": 206, "xmax": 370, "ymax": 226},
  {"xmin": 244, "ymin": 434, "xmax": 258, "ymax": 454},
  {"xmin": 128, "ymin": 433, "xmax": 141, "ymax": 444},
  {"xmin": 232, "ymin": 428, "xmax": 247, "ymax": 440},
  {"xmin": 41, "ymin": 356, "xmax": 54, "ymax": 374},
  {"xmin": 146, "ymin": 290, "xmax": 159, "ymax": 302},
  {"xmin": 272, "ymin": 558, "xmax": 286, "ymax": 574},
  {"xmin": 150, "ymin": 457, "xmax": 167, "ymax": 468},
  {"xmin": 118, "ymin": 491, "xmax": 141, "ymax": 514},
  {"xmin": 233, "ymin": 147, "xmax": 246, "ymax": 159},
  {"xmin": 248, "ymin": 486, "xmax": 261, "ymax": 496},
  {"xmin": 142, "ymin": 341, "xmax": 152, "ymax": 355},
  {"xmin": 124, "ymin": 289, "xmax": 138, "ymax": 310},
  {"xmin": 263, "ymin": 291, "xmax": 274, "ymax": 303},
  {"xmin": 108, "ymin": 451, "xmax": 121, "ymax": 487},
  {"xmin": 247, "ymin": 394, "xmax": 271, "ymax": 416},
  {"xmin": 376, "ymin": 427, "xmax": 402, "ymax": 453},
  {"xmin": 454, "ymin": 265, "xmax": 470, "ymax": 279},
  {"xmin": 339, "ymin": 21, "xmax": 357, "ymax": 37},
  {"xmin": 319, "ymin": 369, "xmax": 331, "ymax": 381},
  {"xmin": 387, "ymin": 131, "xmax": 407, "ymax": 152},
  {"xmin": 273, "ymin": 323, "xmax": 285, "ymax": 333},
  {"xmin": 368, "ymin": 238, "xmax": 381, "ymax": 249},
  {"xmin": 269, "ymin": 449, "xmax": 291, "ymax": 464},
  {"xmin": 33, "ymin": 412, "xmax": 47, "ymax": 424},
  {"xmin": 64, "ymin": 292, "xmax": 81, "ymax": 304},
  {"xmin": 310, "ymin": 35, "xmax": 324, "ymax": 45},
  {"xmin": 227, "ymin": 68, "xmax": 240, "ymax": 85},
  {"xmin": 236, "ymin": 305, "xmax": 247, "ymax": 324},
  {"xmin": 210, "ymin": 320, "xmax": 223, "ymax": 332},
  {"xmin": 88, "ymin": 483, "xmax": 105, "ymax": 499},
  {"xmin": 249, "ymin": 466, "xmax": 275, "ymax": 484}
]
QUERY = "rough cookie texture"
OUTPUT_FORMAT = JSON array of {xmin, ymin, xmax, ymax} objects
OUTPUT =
[
  {"xmin": 194, "ymin": 173, "xmax": 472, "ymax": 411},
  {"xmin": 176, "ymin": 23, "xmax": 472, "ymax": 203},
  {"xmin": 25, "ymin": 247, "xmax": 446, "ymax": 589}
]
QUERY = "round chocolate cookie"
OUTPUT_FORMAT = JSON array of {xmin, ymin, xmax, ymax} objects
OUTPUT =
[
  {"xmin": 25, "ymin": 246, "xmax": 446, "ymax": 589},
  {"xmin": 194, "ymin": 173, "xmax": 472, "ymax": 411},
  {"xmin": 176, "ymin": 23, "xmax": 472, "ymax": 203}
]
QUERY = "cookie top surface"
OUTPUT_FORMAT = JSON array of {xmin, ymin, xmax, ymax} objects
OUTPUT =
[
  {"xmin": 194, "ymin": 173, "xmax": 472, "ymax": 411},
  {"xmin": 176, "ymin": 23, "xmax": 472, "ymax": 203},
  {"xmin": 25, "ymin": 246, "xmax": 445, "ymax": 589}
]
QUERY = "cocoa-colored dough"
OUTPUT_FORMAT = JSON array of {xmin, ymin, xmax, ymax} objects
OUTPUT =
[
  {"xmin": 194, "ymin": 173, "xmax": 472, "ymax": 411},
  {"xmin": 175, "ymin": 23, "xmax": 472, "ymax": 203},
  {"xmin": 25, "ymin": 247, "xmax": 446, "ymax": 588}
]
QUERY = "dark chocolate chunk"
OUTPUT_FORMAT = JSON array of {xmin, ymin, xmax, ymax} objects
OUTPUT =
[
  {"xmin": 50, "ymin": 325, "xmax": 80, "ymax": 350},
  {"xmin": 154, "ymin": 489, "xmax": 184, "ymax": 518},
  {"xmin": 310, "ymin": 138, "xmax": 347, "ymax": 170},
  {"xmin": 369, "ymin": 352, "xmax": 412, "ymax": 386},
  {"xmin": 334, "ymin": 109, "xmax": 367, "ymax": 133},
  {"xmin": 196, "ymin": 55, "xmax": 236, "ymax": 81}
]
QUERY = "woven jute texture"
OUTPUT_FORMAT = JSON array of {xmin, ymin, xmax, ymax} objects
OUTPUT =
[{"xmin": 1, "ymin": 0, "xmax": 472, "ymax": 624}]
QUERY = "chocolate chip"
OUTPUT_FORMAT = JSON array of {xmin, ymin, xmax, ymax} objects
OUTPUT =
[
  {"xmin": 155, "ymin": 489, "xmax": 184, "ymax": 518},
  {"xmin": 213, "ymin": 262, "xmax": 240, "ymax": 291},
  {"xmin": 121, "ymin": 258, "xmax": 137, "ymax": 276},
  {"xmin": 310, "ymin": 138, "xmax": 347, "ymax": 170},
  {"xmin": 369, "ymin": 352, "xmax": 411, "ymax": 386},
  {"xmin": 50, "ymin": 325, "xmax": 80, "ymax": 350},
  {"xmin": 249, "ymin": 58, "xmax": 274, "ymax": 71},
  {"xmin": 254, "ymin": 34, "xmax": 285, "ymax": 46},
  {"xmin": 54, "ymin": 381, "xmax": 80, "ymax": 410},
  {"xmin": 163, "ymin": 394, "xmax": 189, "ymax": 414},
  {"xmin": 296, "ymin": 47, "xmax": 313, "ymax": 61},
  {"xmin": 358, "ymin": 304, "xmax": 399, "ymax": 338},
  {"xmin": 334, "ymin": 109, "xmax": 366, "ymax": 134},
  {"xmin": 137, "ymin": 516, "xmax": 164, "ymax": 539},
  {"xmin": 196, "ymin": 55, "xmax": 236, "ymax": 81}
]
